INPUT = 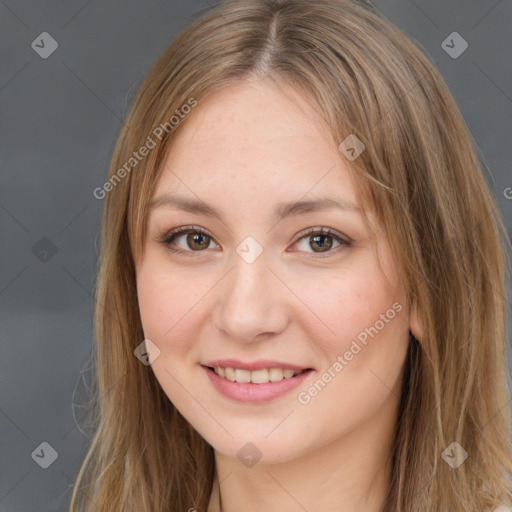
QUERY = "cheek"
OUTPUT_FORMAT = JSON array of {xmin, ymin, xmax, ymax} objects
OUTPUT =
[
  {"xmin": 137, "ymin": 269, "xmax": 174, "ymax": 342},
  {"xmin": 136, "ymin": 259, "xmax": 208, "ymax": 406},
  {"xmin": 296, "ymin": 263, "xmax": 400, "ymax": 356},
  {"xmin": 305, "ymin": 266, "xmax": 408, "ymax": 409},
  {"xmin": 291, "ymin": 266, "xmax": 408, "ymax": 446},
  {"xmin": 136, "ymin": 258, "xmax": 199, "ymax": 349}
]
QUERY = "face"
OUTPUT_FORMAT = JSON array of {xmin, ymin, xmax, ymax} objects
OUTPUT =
[{"xmin": 134, "ymin": 79, "xmax": 415, "ymax": 465}]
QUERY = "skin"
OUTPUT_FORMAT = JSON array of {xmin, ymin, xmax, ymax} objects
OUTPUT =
[{"xmin": 134, "ymin": 77, "xmax": 423, "ymax": 512}]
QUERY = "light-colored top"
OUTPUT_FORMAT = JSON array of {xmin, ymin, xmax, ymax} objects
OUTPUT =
[{"xmin": 207, "ymin": 481, "xmax": 512, "ymax": 512}]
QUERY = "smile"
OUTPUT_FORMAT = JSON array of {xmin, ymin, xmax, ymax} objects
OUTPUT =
[
  {"xmin": 201, "ymin": 362, "xmax": 314, "ymax": 402},
  {"xmin": 210, "ymin": 366, "xmax": 305, "ymax": 384}
]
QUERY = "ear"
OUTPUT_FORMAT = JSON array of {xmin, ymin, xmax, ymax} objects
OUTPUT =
[{"xmin": 409, "ymin": 302, "xmax": 423, "ymax": 341}]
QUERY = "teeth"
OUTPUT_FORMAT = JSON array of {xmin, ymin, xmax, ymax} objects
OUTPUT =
[
  {"xmin": 212, "ymin": 366, "xmax": 304, "ymax": 384},
  {"xmin": 251, "ymin": 369, "xmax": 269, "ymax": 384},
  {"xmin": 234, "ymin": 369, "xmax": 251, "ymax": 383},
  {"xmin": 269, "ymin": 368, "xmax": 284, "ymax": 381}
]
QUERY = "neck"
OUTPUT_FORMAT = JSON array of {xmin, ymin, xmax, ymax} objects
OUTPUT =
[{"xmin": 210, "ymin": 390, "xmax": 399, "ymax": 512}]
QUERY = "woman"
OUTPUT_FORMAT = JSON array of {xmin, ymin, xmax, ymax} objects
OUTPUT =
[{"xmin": 70, "ymin": 0, "xmax": 512, "ymax": 511}]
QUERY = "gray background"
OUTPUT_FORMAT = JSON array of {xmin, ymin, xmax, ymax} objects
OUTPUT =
[{"xmin": 1, "ymin": 1, "xmax": 511, "ymax": 511}]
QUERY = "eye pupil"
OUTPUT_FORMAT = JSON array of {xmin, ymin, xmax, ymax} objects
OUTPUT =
[
  {"xmin": 187, "ymin": 232, "xmax": 210, "ymax": 250},
  {"xmin": 310, "ymin": 234, "xmax": 333, "ymax": 252}
]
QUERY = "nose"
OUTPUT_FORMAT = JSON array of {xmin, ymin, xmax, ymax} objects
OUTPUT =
[{"xmin": 213, "ymin": 249, "xmax": 289, "ymax": 343}]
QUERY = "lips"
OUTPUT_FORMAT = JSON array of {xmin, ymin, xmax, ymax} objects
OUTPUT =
[
  {"xmin": 202, "ymin": 359, "xmax": 312, "ymax": 383},
  {"xmin": 202, "ymin": 359, "xmax": 310, "ymax": 371},
  {"xmin": 201, "ymin": 359, "xmax": 314, "ymax": 402}
]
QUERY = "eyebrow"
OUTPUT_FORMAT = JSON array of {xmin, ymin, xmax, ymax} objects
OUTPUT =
[{"xmin": 148, "ymin": 193, "xmax": 360, "ymax": 222}]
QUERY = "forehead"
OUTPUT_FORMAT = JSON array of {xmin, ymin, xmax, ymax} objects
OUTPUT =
[
  {"xmin": 154, "ymin": 80, "xmax": 360, "ymax": 209},
  {"xmin": 176, "ymin": 79, "xmax": 327, "ymax": 140}
]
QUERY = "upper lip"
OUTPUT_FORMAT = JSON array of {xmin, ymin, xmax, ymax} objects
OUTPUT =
[{"xmin": 202, "ymin": 359, "xmax": 312, "ymax": 371}]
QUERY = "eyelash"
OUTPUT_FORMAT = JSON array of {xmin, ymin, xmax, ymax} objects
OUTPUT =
[{"xmin": 157, "ymin": 225, "xmax": 352, "ymax": 259}]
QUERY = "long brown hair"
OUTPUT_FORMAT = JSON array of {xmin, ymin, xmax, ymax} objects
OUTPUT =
[{"xmin": 69, "ymin": 1, "xmax": 512, "ymax": 510}]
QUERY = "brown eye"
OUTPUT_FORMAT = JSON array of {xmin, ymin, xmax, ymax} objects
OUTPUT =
[
  {"xmin": 309, "ymin": 233, "xmax": 334, "ymax": 252},
  {"xmin": 185, "ymin": 232, "xmax": 210, "ymax": 250},
  {"xmin": 160, "ymin": 226, "xmax": 218, "ymax": 254},
  {"xmin": 159, "ymin": 225, "xmax": 351, "ymax": 258},
  {"xmin": 291, "ymin": 227, "xmax": 351, "ymax": 257}
]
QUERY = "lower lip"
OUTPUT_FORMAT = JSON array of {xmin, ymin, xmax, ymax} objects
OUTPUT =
[{"xmin": 203, "ymin": 366, "xmax": 314, "ymax": 403}]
